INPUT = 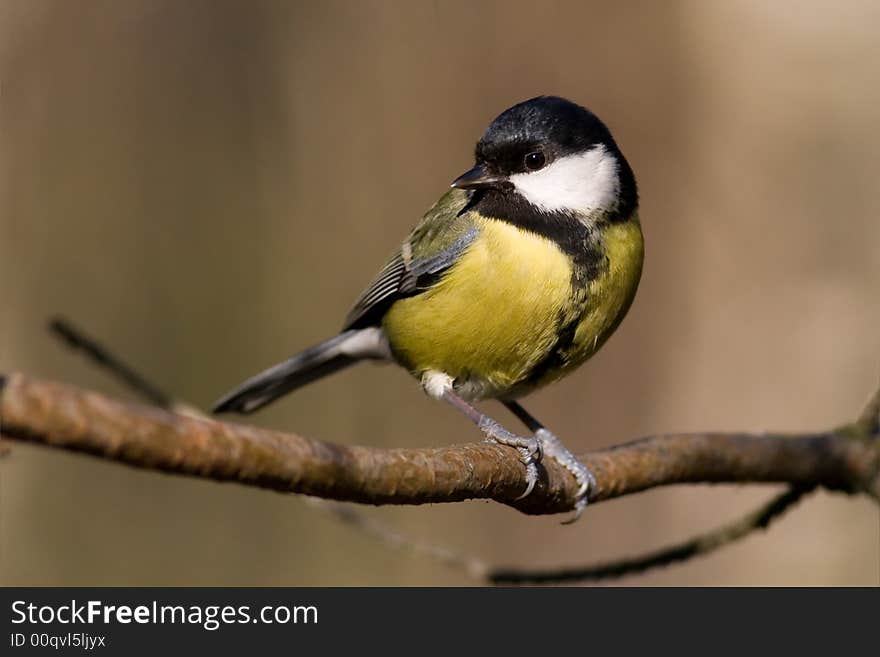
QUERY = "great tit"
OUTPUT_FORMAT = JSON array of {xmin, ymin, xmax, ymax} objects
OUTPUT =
[{"xmin": 213, "ymin": 96, "xmax": 643, "ymax": 521}]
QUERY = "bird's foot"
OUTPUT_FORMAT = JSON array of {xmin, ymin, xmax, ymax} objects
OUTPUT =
[
  {"xmin": 478, "ymin": 417, "xmax": 541, "ymax": 500},
  {"xmin": 535, "ymin": 428, "xmax": 595, "ymax": 524}
]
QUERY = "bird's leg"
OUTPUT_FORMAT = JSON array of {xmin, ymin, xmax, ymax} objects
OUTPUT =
[
  {"xmin": 503, "ymin": 400, "xmax": 595, "ymax": 523},
  {"xmin": 434, "ymin": 391, "xmax": 540, "ymax": 500}
]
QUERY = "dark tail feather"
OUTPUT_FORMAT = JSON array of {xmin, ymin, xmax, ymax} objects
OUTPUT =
[{"xmin": 212, "ymin": 329, "xmax": 382, "ymax": 414}]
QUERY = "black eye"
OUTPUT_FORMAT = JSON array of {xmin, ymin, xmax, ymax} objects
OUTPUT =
[{"xmin": 524, "ymin": 151, "xmax": 546, "ymax": 171}]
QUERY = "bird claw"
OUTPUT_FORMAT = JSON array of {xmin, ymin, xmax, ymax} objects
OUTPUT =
[
  {"xmin": 479, "ymin": 418, "xmax": 541, "ymax": 499},
  {"xmin": 479, "ymin": 420, "xmax": 594, "ymax": 518},
  {"xmin": 514, "ymin": 453, "xmax": 539, "ymax": 500},
  {"xmin": 535, "ymin": 428, "xmax": 595, "ymax": 524}
]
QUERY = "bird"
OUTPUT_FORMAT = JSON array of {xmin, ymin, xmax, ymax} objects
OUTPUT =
[{"xmin": 213, "ymin": 96, "xmax": 643, "ymax": 522}]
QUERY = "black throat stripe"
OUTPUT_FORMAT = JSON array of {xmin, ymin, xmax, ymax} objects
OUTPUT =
[{"xmin": 465, "ymin": 189, "xmax": 606, "ymax": 283}]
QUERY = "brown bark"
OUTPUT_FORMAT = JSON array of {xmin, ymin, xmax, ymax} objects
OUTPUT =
[{"xmin": 2, "ymin": 373, "xmax": 878, "ymax": 515}]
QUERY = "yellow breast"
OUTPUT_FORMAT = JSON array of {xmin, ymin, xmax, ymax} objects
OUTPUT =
[
  {"xmin": 382, "ymin": 217, "xmax": 573, "ymax": 397},
  {"xmin": 382, "ymin": 214, "xmax": 644, "ymax": 400}
]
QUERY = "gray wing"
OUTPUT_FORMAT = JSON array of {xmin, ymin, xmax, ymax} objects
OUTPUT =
[{"xmin": 343, "ymin": 189, "xmax": 478, "ymax": 330}]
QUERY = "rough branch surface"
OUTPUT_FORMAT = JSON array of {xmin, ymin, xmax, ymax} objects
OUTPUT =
[{"xmin": 2, "ymin": 373, "xmax": 878, "ymax": 515}]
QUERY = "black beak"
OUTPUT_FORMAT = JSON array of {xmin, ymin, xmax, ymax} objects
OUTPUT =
[{"xmin": 450, "ymin": 163, "xmax": 507, "ymax": 190}]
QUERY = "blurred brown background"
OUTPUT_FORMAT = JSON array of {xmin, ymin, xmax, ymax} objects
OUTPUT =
[{"xmin": 2, "ymin": 0, "xmax": 878, "ymax": 586}]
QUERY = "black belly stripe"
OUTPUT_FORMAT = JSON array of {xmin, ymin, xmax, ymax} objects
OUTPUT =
[{"xmin": 521, "ymin": 308, "xmax": 582, "ymax": 386}]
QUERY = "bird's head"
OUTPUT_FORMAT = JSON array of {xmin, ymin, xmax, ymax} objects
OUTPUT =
[{"xmin": 452, "ymin": 96, "xmax": 637, "ymax": 220}]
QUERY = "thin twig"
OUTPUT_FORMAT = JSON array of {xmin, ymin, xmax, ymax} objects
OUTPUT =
[
  {"xmin": 48, "ymin": 316, "xmax": 202, "ymax": 417},
  {"xmin": 305, "ymin": 498, "xmax": 489, "ymax": 579},
  {"xmin": 48, "ymin": 317, "xmax": 172, "ymax": 409},
  {"xmin": 857, "ymin": 377, "xmax": 880, "ymax": 435},
  {"xmin": 490, "ymin": 486, "xmax": 812, "ymax": 584}
]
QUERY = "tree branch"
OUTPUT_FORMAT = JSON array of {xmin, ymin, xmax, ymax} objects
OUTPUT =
[{"xmin": 2, "ymin": 373, "xmax": 878, "ymax": 516}]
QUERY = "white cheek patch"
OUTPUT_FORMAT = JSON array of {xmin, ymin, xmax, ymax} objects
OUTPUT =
[{"xmin": 509, "ymin": 145, "xmax": 620, "ymax": 215}]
